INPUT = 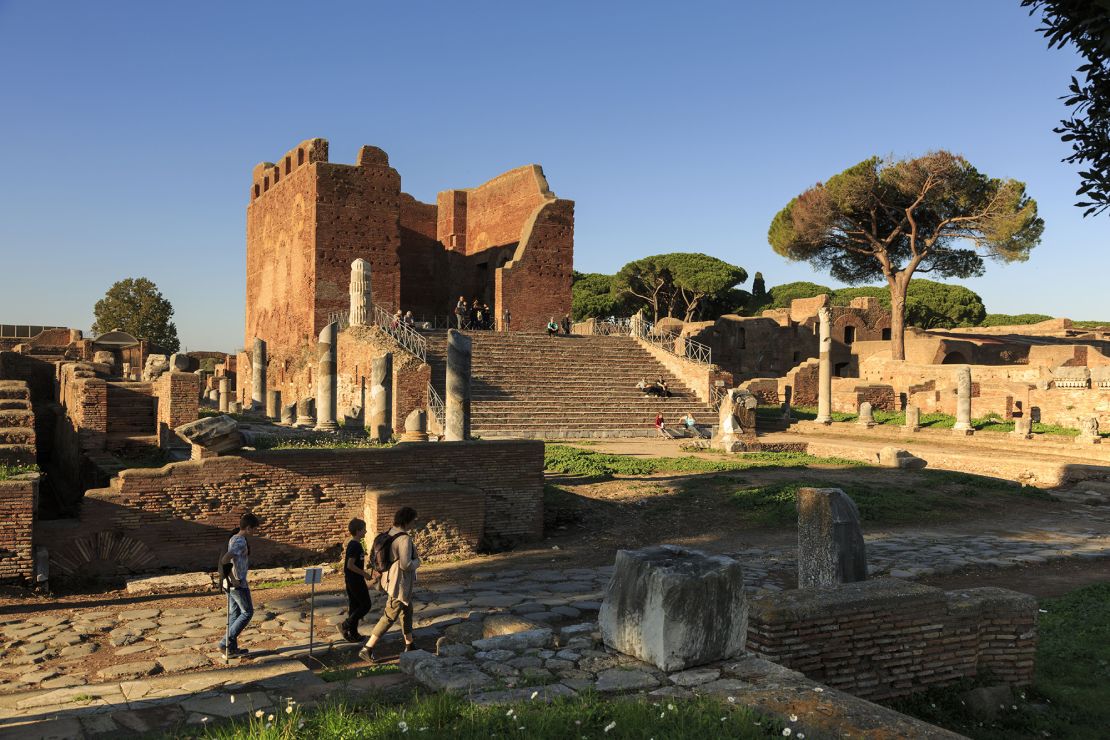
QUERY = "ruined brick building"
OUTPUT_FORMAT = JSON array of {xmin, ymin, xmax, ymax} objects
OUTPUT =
[{"xmin": 245, "ymin": 139, "xmax": 574, "ymax": 354}]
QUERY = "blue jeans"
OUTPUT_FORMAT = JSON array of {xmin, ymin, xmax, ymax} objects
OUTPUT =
[{"xmin": 219, "ymin": 587, "xmax": 254, "ymax": 650}]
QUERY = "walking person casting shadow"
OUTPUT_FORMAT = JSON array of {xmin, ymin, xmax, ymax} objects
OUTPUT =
[
  {"xmin": 217, "ymin": 512, "xmax": 260, "ymax": 659},
  {"xmin": 359, "ymin": 506, "xmax": 421, "ymax": 662}
]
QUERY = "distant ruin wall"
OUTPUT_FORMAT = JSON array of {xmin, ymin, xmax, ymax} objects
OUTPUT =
[{"xmin": 747, "ymin": 579, "xmax": 1036, "ymax": 701}]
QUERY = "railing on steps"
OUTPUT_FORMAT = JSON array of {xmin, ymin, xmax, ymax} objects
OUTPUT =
[
  {"xmin": 428, "ymin": 383, "xmax": 446, "ymax": 430},
  {"xmin": 328, "ymin": 305, "xmax": 428, "ymax": 363},
  {"xmin": 631, "ymin": 319, "xmax": 713, "ymax": 366}
]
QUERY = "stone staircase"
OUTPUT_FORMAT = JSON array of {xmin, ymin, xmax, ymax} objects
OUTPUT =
[
  {"xmin": 106, "ymin": 382, "xmax": 157, "ymax": 450},
  {"xmin": 424, "ymin": 331, "xmax": 717, "ymax": 438},
  {"xmin": 0, "ymin": 380, "xmax": 36, "ymax": 465}
]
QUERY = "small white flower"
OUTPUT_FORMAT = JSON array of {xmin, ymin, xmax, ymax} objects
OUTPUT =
[
  {"xmin": 1012, "ymin": 705, "xmax": 1017, "ymax": 710},
  {"xmin": 230, "ymin": 695, "xmax": 236, "ymax": 703},
  {"xmin": 398, "ymin": 720, "xmax": 409, "ymax": 733},
  {"xmin": 519, "ymin": 727, "xmax": 525, "ymax": 731},
  {"xmin": 604, "ymin": 721, "xmax": 617, "ymax": 733},
  {"xmin": 727, "ymin": 696, "xmax": 736, "ymax": 704},
  {"xmin": 813, "ymin": 687, "xmax": 823, "ymax": 693},
  {"xmin": 267, "ymin": 715, "xmax": 274, "ymax": 722},
  {"xmin": 530, "ymin": 691, "xmax": 538, "ymax": 700},
  {"xmin": 286, "ymin": 705, "xmax": 294, "ymax": 714},
  {"xmin": 298, "ymin": 721, "xmax": 305, "ymax": 729},
  {"xmin": 667, "ymin": 703, "xmax": 676, "ymax": 711},
  {"xmin": 201, "ymin": 717, "xmax": 209, "ymax": 724},
  {"xmin": 798, "ymin": 734, "xmax": 805, "ymax": 739},
  {"xmin": 255, "ymin": 710, "xmax": 264, "ymax": 718},
  {"xmin": 783, "ymin": 729, "xmax": 792, "ymax": 737},
  {"xmin": 789, "ymin": 714, "xmax": 798, "ymax": 722},
  {"xmin": 720, "ymin": 716, "xmax": 726, "ymax": 722},
  {"xmin": 659, "ymin": 712, "xmax": 665, "ymax": 719},
  {"xmin": 575, "ymin": 720, "xmax": 581, "ymax": 726}
]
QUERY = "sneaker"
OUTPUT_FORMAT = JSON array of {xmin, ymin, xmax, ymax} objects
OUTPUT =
[
  {"xmin": 403, "ymin": 642, "xmax": 415, "ymax": 652},
  {"xmin": 227, "ymin": 647, "xmax": 249, "ymax": 657},
  {"xmin": 358, "ymin": 646, "xmax": 380, "ymax": 663},
  {"xmin": 338, "ymin": 625, "xmax": 354, "ymax": 642}
]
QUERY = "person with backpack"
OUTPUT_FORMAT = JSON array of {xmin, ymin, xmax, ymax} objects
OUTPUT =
[
  {"xmin": 358, "ymin": 507, "xmax": 420, "ymax": 662},
  {"xmin": 217, "ymin": 512, "xmax": 259, "ymax": 657},
  {"xmin": 339, "ymin": 518, "xmax": 375, "ymax": 642}
]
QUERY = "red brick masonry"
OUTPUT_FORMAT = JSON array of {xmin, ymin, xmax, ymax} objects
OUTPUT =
[
  {"xmin": 0, "ymin": 474, "xmax": 38, "ymax": 582},
  {"xmin": 38, "ymin": 440, "xmax": 543, "ymax": 574},
  {"xmin": 746, "ymin": 578, "xmax": 1036, "ymax": 700}
]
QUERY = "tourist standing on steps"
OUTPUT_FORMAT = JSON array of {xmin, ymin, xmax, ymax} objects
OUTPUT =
[
  {"xmin": 562, "ymin": 314, "xmax": 572, "ymax": 335},
  {"xmin": 454, "ymin": 297, "xmax": 467, "ymax": 329},
  {"xmin": 340, "ymin": 518, "xmax": 374, "ymax": 642},
  {"xmin": 217, "ymin": 512, "xmax": 259, "ymax": 657},
  {"xmin": 359, "ymin": 507, "xmax": 421, "ymax": 662}
]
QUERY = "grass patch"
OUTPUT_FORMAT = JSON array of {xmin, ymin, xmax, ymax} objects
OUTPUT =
[
  {"xmin": 252, "ymin": 578, "xmax": 301, "ymax": 591},
  {"xmin": 318, "ymin": 664, "xmax": 400, "ymax": 683},
  {"xmin": 188, "ymin": 691, "xmax": 779, "ymax": 739},
  {"xmin": 252, "ymin": 433, "xmax": 394, "ymax": 451},
  {"xmin": 890, "ymin": 582, "xmax": 1110, "ymax": 739},
  {"xmin": 544, "ymin": 444, "xmax": 864, "ymax": 480},
  {"xmin": 783, "ymin": 406, "xmax": 1087, "ymax": 437},
  {"xmin": 0, "ymin": 463, "xmax": 38, "ymax": 480},
  {"xmin": 728, "ymin": 472, "xmax": 1047, "ymax": 527}
]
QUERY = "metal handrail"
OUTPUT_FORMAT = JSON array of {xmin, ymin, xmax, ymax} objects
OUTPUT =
[
  {"xmin": 632, "ymin": 319, "xmax": 713, "ymax": 366},
  {"xmin": 328, "ymin": 306, "xmax": 429, "ymax": 363},
  {"xmin": 427, "ymin": 383, "xmax": 446, "ymax": 430},
  {"xmin": 371, "ymin": 305, "xmax": 428, "ymax": 363},
  {"xmin": 710, "ymin": 384, "xmax": 728, "ymax": 409}
]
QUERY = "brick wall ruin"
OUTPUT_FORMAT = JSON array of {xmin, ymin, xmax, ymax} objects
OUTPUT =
[
  {"xmin": 746, "ymin": 579, "xmax": 1036, "ymax": 701},
  {"xmin": 36, "ymin": 440, "xmax": 544, "ymax": 575},
  {"xmin": 0, "ymin": 474, "xmax": 38, "ymax": 582}
]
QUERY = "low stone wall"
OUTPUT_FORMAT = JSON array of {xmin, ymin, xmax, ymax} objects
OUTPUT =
[
  {"xmin": 0, "ymin": 473, "xmax": 38, "ymax": 582},
  {"xmin": 154, "ymin": 371, "xmax": 199, "ymax": 449},
  {"xmin": 36, "ymin": 440, "xmax": 543, "ymax": 576},
  {"xmin": 746, "ymin": 578, "xmax": 1036, "ymax": 701}
]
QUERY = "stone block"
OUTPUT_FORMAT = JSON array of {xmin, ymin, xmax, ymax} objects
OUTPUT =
[
  {"xmin": 877, "ymin": 446, "xmax": 927, "ymax": 469},
  {"xmin": 598, "ymin": 545, "xmax": 747, "ymax": 672},
  {"xmin": 797, "ymin": 488, "xmax": 867, "ymax": 589},
  {"xmin": 174, "ymin": 415, "xmax": 241, "ymax": 454}
]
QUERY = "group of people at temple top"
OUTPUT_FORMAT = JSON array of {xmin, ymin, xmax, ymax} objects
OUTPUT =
[
  {"xmin": 546, "ymin": 314, "xmax": 572, "ymax": 336},
  {"xmin": 454, "ymin": 296, "xmax": 497, "ymax": 330},
  {"xmin": 217, "ymin": 507, "xmax": 421, "ymax": 663}
]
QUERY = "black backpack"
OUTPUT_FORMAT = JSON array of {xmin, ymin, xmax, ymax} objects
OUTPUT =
[{"xmin": 369, "ymin": 531, "xmax": 401, "ymax": 576}]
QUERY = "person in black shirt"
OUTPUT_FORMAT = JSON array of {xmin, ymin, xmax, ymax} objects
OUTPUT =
[{"xmin": 340, "ymin": 518, "xmax": 374, "ymax": 642}]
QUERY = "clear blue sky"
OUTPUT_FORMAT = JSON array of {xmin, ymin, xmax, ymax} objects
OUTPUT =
[{"xmin": 0, "ymin": 0, "xmax": 1104, "ymax": 351}]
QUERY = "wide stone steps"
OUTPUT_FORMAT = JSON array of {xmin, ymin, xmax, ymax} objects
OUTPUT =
[{"xmin": 420, "ymin": 330, "xmax": 716, "ymax": 437}]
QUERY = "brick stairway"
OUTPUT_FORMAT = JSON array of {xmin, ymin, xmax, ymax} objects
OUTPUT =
[
  {"xmin": 0, "ymin": 380, "xmax": 36, "ymax": 465},
  {"xmin": 424, "ymin": 331, "xmax": 717, "ymax": 438},
  {"xmin": 106, "ymin": 382, "xmax": 157, "ymax": 449}
]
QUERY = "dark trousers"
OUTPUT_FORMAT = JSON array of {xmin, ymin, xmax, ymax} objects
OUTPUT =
[{"xmin": 343, "ymin": 582, "xmax": 373, "ymax": 634}]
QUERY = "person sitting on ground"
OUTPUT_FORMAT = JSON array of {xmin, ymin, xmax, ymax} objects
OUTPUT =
[
  {"xmin": 340, "ymin": 518, "xmax": 375, "ymax": 642},
  {"xmin": 681, "ymin": 411, "xmax": 702, "ymax": 437},
  {"xmin": 546, "ymin": 317, "xmax": 560, "ymax": 336},
  {"xmin": 403, "ymin": 310, "xmax": 415, "ymax": 327},
  {"xmin": 562, "ymin": 314, "xmax": 572, "ymax": 335},
  {"xmin": 217, "ymin": 512, "xmax": 260, "ymax": 657},
  {"xmin": 359, "ymin": 507, "xmax": 421, "ymax": 662}
]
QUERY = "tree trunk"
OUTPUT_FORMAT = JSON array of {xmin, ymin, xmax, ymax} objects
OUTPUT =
[{"xmin": 888, "ymin": 272, "xmax": 910, "ymax": 361}]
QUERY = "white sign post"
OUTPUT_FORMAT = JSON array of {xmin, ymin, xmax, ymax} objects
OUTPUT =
[{"xmin": 304, "ymin": 567, "xmax": 323, "ymax": 656}]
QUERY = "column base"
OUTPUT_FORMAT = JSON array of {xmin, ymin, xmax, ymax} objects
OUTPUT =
[
  {"xmin": 951, "ymin": 426, "xmax": 974, "ymax": 436},
  {"xmin": 1011, "ymin": 432, "xmax": 1032, "ymax": 440},
  {"xmin": 815, "ymin": 417, "xmax": 832, "ymax": 426},
  {"xmin": 905, "ymin": 426, "xmax": 922, "ymax": 433},
  {"xmin": 314, "ymin": 422, "xmax": 339, "ymax": 432}
]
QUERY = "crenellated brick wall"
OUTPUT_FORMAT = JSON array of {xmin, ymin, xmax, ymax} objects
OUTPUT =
[
  {"xmin": 0, "ymin": 473, "xmax": 38, "ymax": 582},
  {"xmin": 37, "ymin": 440, "xmax": 543, "ymax": 574},
  {"xmin": 746, "ymin": 579, "xmax": 1037, "ymax": 701}
]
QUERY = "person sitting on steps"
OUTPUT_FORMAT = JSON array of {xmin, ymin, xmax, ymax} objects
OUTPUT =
[
  {"xmin": 359, "ymin": 507, "xmax": 421, "ymax": 662},
  {"xmin": 546, "ymin": 317, "xmax": 560, "ymax": 336},
  {"xmin": 656, "ymin": 376, "xmax": 670, "ymax": 397}
]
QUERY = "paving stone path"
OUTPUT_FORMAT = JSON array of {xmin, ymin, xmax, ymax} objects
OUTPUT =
[{"xmin": 2, "ymin": 493, "xmax": 1108, "ymax": 698}]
